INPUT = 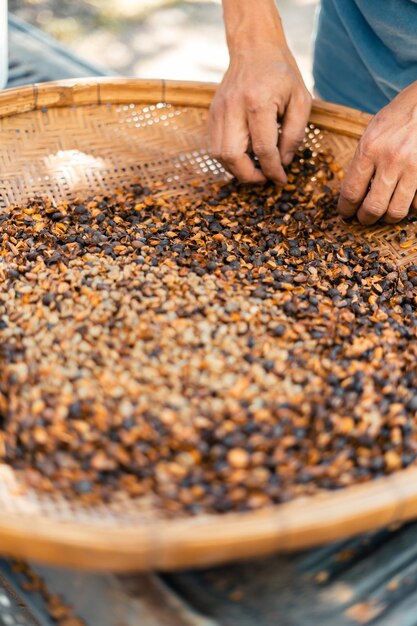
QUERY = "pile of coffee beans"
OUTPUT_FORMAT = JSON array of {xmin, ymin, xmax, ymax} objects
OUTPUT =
[{"xmin": 1, "ymin": 147, "xmax": 416, "ymax": 516}]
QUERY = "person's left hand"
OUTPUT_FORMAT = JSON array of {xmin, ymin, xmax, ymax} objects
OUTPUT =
[{"xmin": 338, "ymin": 82, "xmax": 417, "ymax": 225}]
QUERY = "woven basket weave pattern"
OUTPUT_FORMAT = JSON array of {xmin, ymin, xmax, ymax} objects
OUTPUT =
[{"xmin": 0, "ymin": 79, "xmax": 416, "ymax": 572}]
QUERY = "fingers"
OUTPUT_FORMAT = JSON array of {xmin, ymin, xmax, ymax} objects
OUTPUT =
[
  {"xmin": 338, "ymin": 141, "xmax": 375, "ymax": 218},
  {"xmin": 247, "ymin": 106, "xmax": 287, "ymax": 184},
  {"xmin": 340, "ymin": 164, "xmax": 414, "ymax": 225},
  {"xmin": 209, "ymin": 101, "xmax": 266, "ymax": 184},
  {"xmin": 384, "ymin": 177, "xmax": 416, "ymax": 224},
  {"xmin": 208, "ymin": 99, "xmax": 224, "ymax": 162},
  {"xmin": 218, "ymin": 147, "xmax": 267, "ymax": 183},
  {"xmin": 338, "ymin": 119, "xmax": 417, "ymax": 225},
  {"xmin": 279, "ymin": 92, "xmax": 312, "ymax": 165},
  {"xmin": 356, "ymin": 167, "xmax": 397, "ymax": 225}
]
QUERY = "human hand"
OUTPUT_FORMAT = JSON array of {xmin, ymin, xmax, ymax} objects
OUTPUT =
[
  {"xmin": 338, "ymin": 82, "xmax": 417, "ymax": 224},
  {"xmin": 209, "ymin": 44, "xmax": 312, "ymax": 184}
]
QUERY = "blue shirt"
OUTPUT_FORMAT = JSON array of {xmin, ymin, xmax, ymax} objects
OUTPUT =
[{"xmin": 313, "ymin": 0, "xmax": 417, "ymax": 113}]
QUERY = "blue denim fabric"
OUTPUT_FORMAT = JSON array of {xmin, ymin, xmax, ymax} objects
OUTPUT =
[{"xmin": 313, "ymin": 0, "xmax": 417, "ymax": 113}]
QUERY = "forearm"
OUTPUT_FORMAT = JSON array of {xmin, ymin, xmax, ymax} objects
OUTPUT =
[{"xmin": 222, "ymin": 0, "xmax": 287, "ymax": 53}]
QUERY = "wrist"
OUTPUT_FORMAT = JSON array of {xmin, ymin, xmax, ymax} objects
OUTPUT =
[{"xmin": 223, "ymin": 0, "xmax": 287, "ymax": 55}]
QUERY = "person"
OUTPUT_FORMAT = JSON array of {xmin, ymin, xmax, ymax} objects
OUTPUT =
[{"xmin": 209, "ymin": 0, "xmax": 417, "ymax": 226}]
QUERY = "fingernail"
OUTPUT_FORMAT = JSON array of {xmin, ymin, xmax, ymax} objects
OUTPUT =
[{"xmin": 273, "ymin": 176, "xmax": 287, "ymax": 186}]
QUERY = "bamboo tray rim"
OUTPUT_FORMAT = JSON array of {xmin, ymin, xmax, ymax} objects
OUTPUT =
[
  {"xmin": 2, "ymin": 78, "xmax": 413, "ymax": 574},
  {"xmin": 0, "ymin": 461, "xmax": 416, "ymax": 571},
  {"xmin": 0, "ymin": 77, "xmax": 372, "ymax": 136}
]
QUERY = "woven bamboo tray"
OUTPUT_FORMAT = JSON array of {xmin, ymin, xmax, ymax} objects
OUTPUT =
[{"xmin": 1, "ymin": 78, "xmax": 417, "ymax": 572}]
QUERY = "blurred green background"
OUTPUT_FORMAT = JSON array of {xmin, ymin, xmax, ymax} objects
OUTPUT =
[{"xmin": 9, "ymin": 0, "xmax": 318, "ymax": 87}]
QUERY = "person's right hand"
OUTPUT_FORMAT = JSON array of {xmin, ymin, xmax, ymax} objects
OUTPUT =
[{"xmin": 209, "ymin": 43, "xmax": 312, "ymax": 184}]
